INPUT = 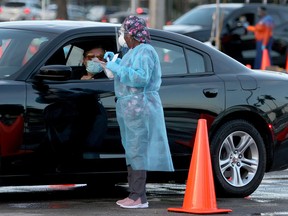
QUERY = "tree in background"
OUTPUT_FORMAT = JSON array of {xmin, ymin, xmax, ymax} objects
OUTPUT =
[{"xmin": 55, "ymin": 0, "xmax": 68, "ymax": 20}]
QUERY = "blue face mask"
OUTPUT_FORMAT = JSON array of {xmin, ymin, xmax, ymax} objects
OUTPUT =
[{"xmin": 86, "ymin": 61, "xmax": 103, "ymax": 74}]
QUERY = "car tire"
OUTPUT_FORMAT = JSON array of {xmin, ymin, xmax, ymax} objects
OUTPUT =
[{"xmin": 210, "ymin": 119, "xmax": 266, "ymax": 198}]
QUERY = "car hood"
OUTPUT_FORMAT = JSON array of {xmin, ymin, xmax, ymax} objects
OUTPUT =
[{"xmin": 163, "ymin": 24, "xmax": 203, "ymax": 34}]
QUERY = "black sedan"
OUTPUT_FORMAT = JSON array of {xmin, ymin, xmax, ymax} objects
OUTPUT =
[{"xmin": 1, "ymin": 20, "xmax": 288, "ymax": 198}]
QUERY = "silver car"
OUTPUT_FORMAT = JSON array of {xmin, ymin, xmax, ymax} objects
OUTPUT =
[{"xmin": 0, "ymin": 0, "xmax": 42, "ymax": 21}]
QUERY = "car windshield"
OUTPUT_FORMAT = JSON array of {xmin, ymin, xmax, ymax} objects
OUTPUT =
[
  {"xmin": 0, "ymin": 29, "xmax": 55, "ymax": 79},
  {"xmin": 173, "ymin": 6, "xmax": 237, "ymax": 27}
]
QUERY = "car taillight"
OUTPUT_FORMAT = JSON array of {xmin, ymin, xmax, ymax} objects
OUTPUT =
[
  {"xmin": 101, "ymin": 16, "xmax": 108, "ymax": 23},
  {"xmin": 23, "ymin": 7, "xmax": 31, "ymax": 14},
  {"xmin": 0, "ymin": 7, "xmax": 3, "ymax": 13},
  {"xmin": 136, "ymin": 7, "xmax": 144, "ymax": 14},
  {"xmin": 166, "ymin": 20, "xmax": 172, "ymax": 25}
]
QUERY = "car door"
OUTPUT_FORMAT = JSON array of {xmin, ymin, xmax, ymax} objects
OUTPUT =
[
  {"xmin": 24, "ymin": 32, "xmax": 127, "ymax": 173},
  {"xmin": 151, "ymin": 38, "xmax": 225, "ymax": 169},
  {"xmin": 221, "ymin": 7, "xmax": 257, "ymax": 66}
]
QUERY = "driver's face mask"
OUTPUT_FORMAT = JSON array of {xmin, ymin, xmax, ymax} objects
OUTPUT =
[{"xmin": 86, "ymin": 61, "xmax": 103, "ymax": 74}]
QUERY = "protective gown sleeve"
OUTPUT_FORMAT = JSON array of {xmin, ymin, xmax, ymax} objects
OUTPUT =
[{"xmin": 106, "ymin": 47, "xmax": 154, "ymax": 88}]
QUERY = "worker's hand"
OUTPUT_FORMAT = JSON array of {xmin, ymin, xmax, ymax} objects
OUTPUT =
[
  {"xmin": 115, "ymin": 58, "xmax": 122, "ymax": 64},
  {"xmin": 104, "ymin": 51, "xmax": 115, "ymax": 62},
  {"xmin": 261, "ymin": 44, "xmax": 266, "ymax": 50},
  {"xmin": 106, "ymin": 61, "xmax": 119, "ymax": 73}
]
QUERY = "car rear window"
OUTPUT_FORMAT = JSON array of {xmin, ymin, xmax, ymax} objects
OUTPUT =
[
  {"xmin": 152, "ymin": 39, "xmax": 208, "ymax": 75},
  {"xmin": 4, "ymin": 2, "xmax": 26, "ymax": 7},
  {"xmin": 152, "ymin": 40, "xmax": 187, "ymax": 75},
  {"xmin": 174, "ymin": 6, "xmax": 237, "ymax": 27}
]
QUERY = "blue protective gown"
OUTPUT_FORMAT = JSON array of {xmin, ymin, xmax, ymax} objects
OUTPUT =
[{"xmin": 106, "ymin": 43, "xmax": 174, "ymax": 172}]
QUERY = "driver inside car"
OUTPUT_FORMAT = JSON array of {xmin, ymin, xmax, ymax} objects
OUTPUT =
[{"xmin": 81, "ymin": 46, "xmax": 107, "ymax": 80}]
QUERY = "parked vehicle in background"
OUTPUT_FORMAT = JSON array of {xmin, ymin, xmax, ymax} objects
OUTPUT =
[
  {"xmin": 107, "ymin": 7, "xmax": 149, "ymax": 25},
  {"xmin": 273, "ymin": 21, "xmax": 288, "ymax": 54},
  {"xmin": 86, "ymin": 5, "xmax": 119, "ymax": 22},
  {"xmin": 1, "ymin": 20, "xmax": 288, "ymax": 198},
  {"xmin": 163, "ymin": 3, "xmax": 288, "ymax": 68},
  {"xmin": 0, "ymin": 0, "xmax": 42, "ymax": 21},
  {"xmin": 41, "ymin": 4, "xmax": 86, "ymax": 21}
]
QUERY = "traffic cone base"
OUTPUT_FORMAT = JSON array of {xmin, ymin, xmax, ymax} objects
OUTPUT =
[
  {"xmin": 168, "ymin": 119, "xmax": 232, "ymax": 214},
  {"xmin": 261, "ymin": 48, "xmax": 270, "ymax": 70},
  {"xmin": 167, "ymin": 207, "xmax": 232, "ymax": 214}
]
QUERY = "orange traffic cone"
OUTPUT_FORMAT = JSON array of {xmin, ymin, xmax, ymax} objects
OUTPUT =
[
  {"xmin": 168, "ymin": 119, "xmax": 232, "ymax": 214},
  {"xmin": 261, "ymin": 48, "xmax": 271, "ymax": 70}
]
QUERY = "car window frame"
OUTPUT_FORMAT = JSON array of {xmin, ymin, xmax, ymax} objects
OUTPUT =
[
  {"xmin": 151, "ymin": 37, "xmax": 212, "ymax": 77},
  {"xmin": 18, "ymin": 29, "xmax": 118, "ymax": 82}
]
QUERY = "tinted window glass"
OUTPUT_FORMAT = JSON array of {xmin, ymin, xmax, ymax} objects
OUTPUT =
[
  {"xmin": 281, "ymin": 11, "xmax": 288, "ymax": 21},
  {"xmin": 32, "ymin": 3, "xmax": 41, "ymax": 9},
  {"xmin": 151, "ymin": 40, "xmax": 187, "ymax": 75},
  {"xmin": 23, "ymin": 37, "xmax": 49, "ymax": 64},
  {"xmin": 186, "ymin": 49, "xmax": 205, "ymax": 73},
  {"xmin": 275, "ymin": 23, "xmax": 288, "ymax": 34},
  {"xmin": 0, "ymin": 29, "xmax": 55, "ymax": 78},
  {"xmin": 174, "ymin": 6, "xmax": 235, "ymax": 27},
  {"xmin": 4, "ymin": 2, "xmax": 26, "ymax": 7}
]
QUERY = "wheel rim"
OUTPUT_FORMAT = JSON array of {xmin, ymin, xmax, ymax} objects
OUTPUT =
[{"xmin": 219, "ymin": 130, "xmax": 259, "ymax": 187}]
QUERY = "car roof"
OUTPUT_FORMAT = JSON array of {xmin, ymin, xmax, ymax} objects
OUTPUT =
[
  {"xmin": 196, "ymin": 3, "xmax": 288, "ymax": 10},
  {"xmin": 3, "ymin": 0, "xmax": 40, "ymax": 4},
  {"xmin": 241, "ymin": 3, "xmax": 288, "ymax": 10},
  {"xmin": 0, "ymin": 20, "xmax": 119, "ymax": 33},
  {"xmin": 196, "ymin": 3, "xmax": 244, "ymax": 9}
]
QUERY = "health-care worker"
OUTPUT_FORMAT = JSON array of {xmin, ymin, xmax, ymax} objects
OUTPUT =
[
  {"xmin": 245, "ymin": 6, "xmax": 274, "ymax": 69},
  {"xmin": 104, "ymin": 15, "xmax": 174, "ymax": 209}
]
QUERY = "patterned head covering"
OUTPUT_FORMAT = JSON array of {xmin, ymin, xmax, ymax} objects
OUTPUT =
[{"xmin": 123, "ymin": 15, "xmax": 151, "ymax": 44}]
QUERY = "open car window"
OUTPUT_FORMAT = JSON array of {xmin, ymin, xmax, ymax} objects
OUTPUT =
[{"xmin": 44, "ymin": 36, "xmax": 118, "ymax": 80}]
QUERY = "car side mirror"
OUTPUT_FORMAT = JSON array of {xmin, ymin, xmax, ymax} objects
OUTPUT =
[{"xmin": 35, "ymin": 65, "xmax": 72, "ymax": 81}]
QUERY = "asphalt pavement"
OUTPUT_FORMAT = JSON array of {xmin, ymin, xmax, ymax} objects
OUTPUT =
[{"xmin": 0, "ymin": 170, "xmax": 287, "ymax": 215}]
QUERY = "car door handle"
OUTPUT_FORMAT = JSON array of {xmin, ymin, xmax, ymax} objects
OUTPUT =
[{"xmin": 203, "ymin": 88, "xmax": 218, "ymax": 98}]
